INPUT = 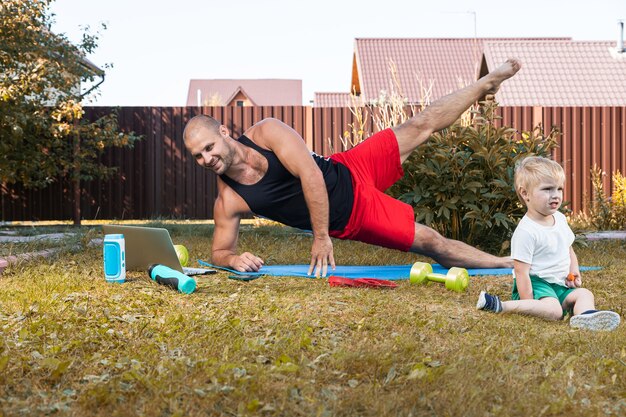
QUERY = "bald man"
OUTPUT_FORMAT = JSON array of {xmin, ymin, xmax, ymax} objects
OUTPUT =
[{"xmin": 183, "ymin": 59, "xmax": 521, "ymax": 277}]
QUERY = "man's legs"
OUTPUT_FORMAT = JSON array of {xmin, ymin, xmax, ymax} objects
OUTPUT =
[
  {"xmin": 392, "ymin": 59, "xmax": 521, "ymax": 163},
  {"xmin": 410, "ymin": 223, "xmax": 512, "ymax": 268}
]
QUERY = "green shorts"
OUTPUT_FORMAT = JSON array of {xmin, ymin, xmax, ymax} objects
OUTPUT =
[{"xmin": 512, "ymin": 275, "xmax": 576, "ymax": 313}]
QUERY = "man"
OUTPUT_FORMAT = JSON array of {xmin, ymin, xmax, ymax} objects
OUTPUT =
[{"xmin": 184, "ymin": 59, "xmax": 521, "ymax": 277}]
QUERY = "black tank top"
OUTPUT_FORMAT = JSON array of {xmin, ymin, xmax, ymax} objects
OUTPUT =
[{"xmin": 220, "ymin": 135, "xmax": 353, "ymax": 231}]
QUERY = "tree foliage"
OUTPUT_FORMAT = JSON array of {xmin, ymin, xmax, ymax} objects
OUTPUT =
[{"xmin": 0, "ymin": 0, "xmax": 139, "ymax": 189}]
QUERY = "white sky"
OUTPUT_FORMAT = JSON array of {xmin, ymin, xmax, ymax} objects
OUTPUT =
[{"xmin": 49, "ymin": 0, "xmax": 625, "ymax": 106}]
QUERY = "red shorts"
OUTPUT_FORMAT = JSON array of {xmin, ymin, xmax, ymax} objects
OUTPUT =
[{"xmin": 329, "ymin": 129, "xmax": 415, "ymax": 251}]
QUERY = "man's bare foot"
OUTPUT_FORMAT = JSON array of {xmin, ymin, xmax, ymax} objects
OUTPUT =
[{"xmin": 483, "ymin": 59, "xmax": 521, "ymax": 95}]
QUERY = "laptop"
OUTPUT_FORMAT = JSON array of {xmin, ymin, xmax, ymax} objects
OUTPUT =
[{"xmin": 101, "ymin": 225, "xmax": 216, "ymax": 276}]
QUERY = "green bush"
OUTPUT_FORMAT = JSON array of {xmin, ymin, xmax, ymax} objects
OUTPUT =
[
  {"xmin": 576, "ymin": 166, "xmax": 626, "ymax": 231},
  {"xmin": 389, "ymin": 101, "xmax": 560, "ymax": 254}
]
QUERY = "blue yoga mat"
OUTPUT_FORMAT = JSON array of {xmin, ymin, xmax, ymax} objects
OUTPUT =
[{"xmin": 198, "ymin": 260, "xmax": 601, "ymax": 280}]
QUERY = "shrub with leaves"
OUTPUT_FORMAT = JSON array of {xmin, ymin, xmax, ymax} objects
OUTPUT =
[
  {"xmin": 611, "ymin": 170, "xmax": 626, "ymax": 228},
  {"xmin": 582, "ymin": 166, "xmax": 626, "ymax": 230},
  {"xmin": 389, "ymin": 101, "xmax": 560, "ymax": 254}
]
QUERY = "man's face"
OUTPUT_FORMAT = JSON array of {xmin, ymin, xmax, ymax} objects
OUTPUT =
[{"xmin": 185, "ymin": 126, "xmax": 232, "ymax": 175}]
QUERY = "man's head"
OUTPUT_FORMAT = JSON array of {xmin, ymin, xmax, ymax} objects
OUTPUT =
[
  {"xmin": 183, "ymin": 115, "xmax": 232, "ymax": 174},
  {"xmin": 183, "ymin": 114, "xmax": 221, "ymax": 144},
  {"xmin": 514, "ymin": 156, "xmax": 565, "ymax": 208}
]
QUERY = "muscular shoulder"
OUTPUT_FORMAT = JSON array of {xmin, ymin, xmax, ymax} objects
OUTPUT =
[{"xmin": 245, "ymin": 118, "xmax": 294, "ymax": 149}]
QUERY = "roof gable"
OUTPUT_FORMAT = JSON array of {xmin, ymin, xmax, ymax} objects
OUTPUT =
[{"xmin": 224, "ymin": 86, "xmax": 257, "ymax": 106}]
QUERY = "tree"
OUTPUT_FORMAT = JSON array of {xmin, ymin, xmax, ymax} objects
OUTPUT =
[{"xmin": 0, "ymin": 0, "xmax": 140, "ymax": 224}]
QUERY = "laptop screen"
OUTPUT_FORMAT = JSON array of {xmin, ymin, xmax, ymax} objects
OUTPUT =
[{"xmin": 101, "ymin": 225, "xmax": 183, "ymax": 273}]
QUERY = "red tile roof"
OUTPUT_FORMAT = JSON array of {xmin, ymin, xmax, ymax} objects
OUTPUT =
[
  {"xmin": 351, "ymin": 38, "xmax": 571, "ymax": 105},
  {"xmin": 482, "ymin": 40, "xmax": 626, "ymax": 106},
  {"xmin": 186, "ymin": 79, "xmax": 302, "ymax": 106},
  {"xmin": 314, "ymin": 92, "xmax": 363, "ymax": 107}
]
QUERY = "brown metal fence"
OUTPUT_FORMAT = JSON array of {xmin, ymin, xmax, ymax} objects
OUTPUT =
[{"xmin": 2, "ymin": 105, "xmax": 625, "ymax": 221}]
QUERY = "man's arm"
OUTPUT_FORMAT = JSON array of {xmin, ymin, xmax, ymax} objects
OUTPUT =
[
  {"xmin": 212, "ymin": 181, "xmax": 264, "ymax": 272},
  {"xmin": 513, "ymin": 260, "xmax": 533, "ymax": 299},
  {"xmin": 250, "ymin": 118, "xmax": 335, "ymax": 277}
]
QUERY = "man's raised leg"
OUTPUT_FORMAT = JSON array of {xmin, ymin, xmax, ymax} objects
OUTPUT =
[{"xmin": 393, "ymin": 59, "xmax": 521, "ymax": 163}]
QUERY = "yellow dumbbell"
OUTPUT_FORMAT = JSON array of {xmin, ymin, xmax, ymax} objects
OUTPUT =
[{"xmin": 409, "ymin": 262, "xmax": 469, "ymax": 292}]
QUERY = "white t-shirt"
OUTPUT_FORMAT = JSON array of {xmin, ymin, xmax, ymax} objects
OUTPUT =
[{"xmin": 510, "ymin": 211, "xmax": 575, "ymax": 286}]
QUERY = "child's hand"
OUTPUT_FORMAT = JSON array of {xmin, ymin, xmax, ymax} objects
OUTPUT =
[{"xmin": 566, "ymin": 272, "xmax": 582, "ymax": 288}]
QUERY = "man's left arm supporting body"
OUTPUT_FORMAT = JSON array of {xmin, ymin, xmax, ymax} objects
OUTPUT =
[{"xmin": 211, "ymin": 179, "xmax": 264, "ymax": 272}]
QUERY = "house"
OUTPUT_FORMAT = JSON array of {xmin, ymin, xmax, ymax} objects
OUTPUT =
[
  {"xmin": 76, "ymin": 56, "xmax": 104, "ymax": 98},
  {"xmin": 20, "ymin": 30, "xmax": 105, "ymax": 104},
  {"xmin": 47, "ymin": 28, "xmax": 105, "ymax": 101},
  {"xmin": 186, "ymin": 79, "xmax": 302, "ymax": 107},
  {"xmin": 315, "ymin": 35, "xmax": 626, "ymax": 107},
  {"xmin": 39, "ymin": 54, "xmax": 104, "ymax": 105},
  {"xmin": 314, "ymin": 92, "xmax": 356, "ymax": 108}
]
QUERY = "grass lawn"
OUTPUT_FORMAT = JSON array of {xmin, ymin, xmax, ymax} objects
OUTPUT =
[{"xmin": 0, "ymin": 223, "xmax": 624, "ymax": 416}]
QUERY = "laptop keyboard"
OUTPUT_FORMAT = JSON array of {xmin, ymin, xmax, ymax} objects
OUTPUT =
[{"xmin": 182, "ymin": 267, "xmax": 217, "ymax": 276}]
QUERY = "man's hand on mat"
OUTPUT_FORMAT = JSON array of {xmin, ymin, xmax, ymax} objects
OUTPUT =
[
  {"xmin": 308, "ymin": 236, "xmax": 336, "ymax": 278},
  {"xmin": 232, "ymin": 252, "xmax": 264, "ymax": 272}
]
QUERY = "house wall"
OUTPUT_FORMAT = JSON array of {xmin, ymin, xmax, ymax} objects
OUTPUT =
[{"xmin": 2, "ymin": 105, "xmax": 625, "ymax": 221}]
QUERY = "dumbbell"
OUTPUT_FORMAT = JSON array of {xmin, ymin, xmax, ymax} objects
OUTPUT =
[
  {"xmin": 409, "ymin": 262, "xmax": 469, "ymax": 292},
  {"xmin": 148, "ymin": 264, "xmax": 196, "ymax": 294}
]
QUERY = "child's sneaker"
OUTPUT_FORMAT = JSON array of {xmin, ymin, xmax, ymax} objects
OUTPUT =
[
  {"xmin": 476, "ymin": 291, "xmax": 503, "ymax": 313},
  {"xmin": 570, "ymin": 310, "xmax": 620, "ymax": 331}
]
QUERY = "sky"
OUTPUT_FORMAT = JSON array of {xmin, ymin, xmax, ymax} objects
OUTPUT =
[{"xmin": 49, "ymin": 0, "xmax": 625, "ymax": 107}]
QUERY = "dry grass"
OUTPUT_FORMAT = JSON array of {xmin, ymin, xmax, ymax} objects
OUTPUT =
[{"xmin": 0, "ymin": 224, "xmax": 624, "ymax": 416}]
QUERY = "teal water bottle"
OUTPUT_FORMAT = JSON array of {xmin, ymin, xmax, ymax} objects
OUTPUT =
[
  {"xmin": 103, "ymin": 234, "xmax": 125, "ymax": 283},
  {"xmin": 148, "ymin": 264, "xmax": 196, "ymax": 294}
]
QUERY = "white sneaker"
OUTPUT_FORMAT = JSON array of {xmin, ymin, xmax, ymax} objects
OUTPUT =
[{"xmin": 570, "ymin": 310, "xmax": 621, "ymax": 331}]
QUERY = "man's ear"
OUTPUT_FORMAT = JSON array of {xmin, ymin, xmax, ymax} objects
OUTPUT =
[{"xmin": 219, "ymin": 125, "xmax": 230, "ymax": 138}]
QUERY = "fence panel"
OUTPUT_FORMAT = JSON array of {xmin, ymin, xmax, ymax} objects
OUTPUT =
[{"xmin": 2, "ymin": 105, "xmax": 626, "ymax": 221}]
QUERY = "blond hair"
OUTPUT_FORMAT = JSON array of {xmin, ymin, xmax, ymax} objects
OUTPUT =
[{"xmin": 514, "ymin": 156, "xmax": 565, "ymax": 205}]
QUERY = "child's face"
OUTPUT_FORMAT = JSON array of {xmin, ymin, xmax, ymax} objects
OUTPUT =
[{"xmin": 521, "ymin": 179, "xmax": 564, "ymax": 220}]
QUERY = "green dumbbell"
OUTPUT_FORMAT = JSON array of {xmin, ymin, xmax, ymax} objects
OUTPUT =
[{"xmin": 409, "ymin": 262, "xmax": 469, "ymax": 292}]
